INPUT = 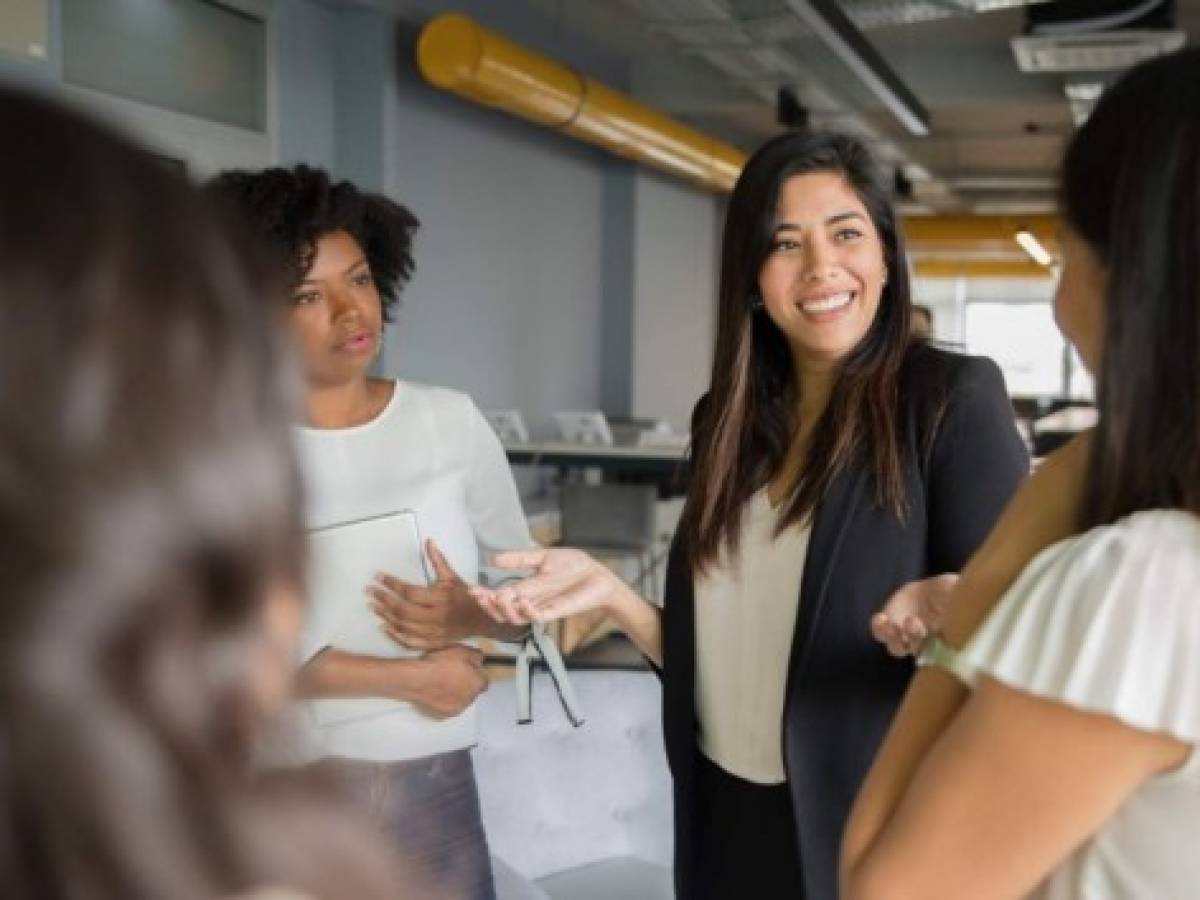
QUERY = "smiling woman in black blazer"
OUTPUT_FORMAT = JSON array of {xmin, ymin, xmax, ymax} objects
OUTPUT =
[{"xmin": 475, "ymin": 131, "xmax": 1028, "ymax": 899}]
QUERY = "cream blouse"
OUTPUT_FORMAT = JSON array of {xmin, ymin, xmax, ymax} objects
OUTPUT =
[
  {"xmin": 694, "ymin": 490, "xmax": 811, "ymax": 784},
  {"xmin": 957, "ymin": 509, "xmax": 1200, "ymax": 899}
]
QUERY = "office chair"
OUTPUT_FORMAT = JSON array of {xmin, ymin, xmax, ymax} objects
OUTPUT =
[{"xmin": 558, "ymin": 483, "xmax": 661, "ymax": 600}]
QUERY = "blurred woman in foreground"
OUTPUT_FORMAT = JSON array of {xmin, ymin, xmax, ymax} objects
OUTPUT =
[{"xmin": 0, "ymin": 89, "xmax": 408, "ymax": 899}]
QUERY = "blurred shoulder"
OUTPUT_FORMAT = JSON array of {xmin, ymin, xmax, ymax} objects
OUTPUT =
[
  {"xmin": 901, "ymin": 341, "xmax": 1004, "ymax": 396},
  {"xmin": 900, "ymin": 342, "xmax": 1012, "ymax": 429}
]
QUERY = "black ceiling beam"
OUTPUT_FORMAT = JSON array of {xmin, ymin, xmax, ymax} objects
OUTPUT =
[{"xmin": 783, "ymin": 0, "xmax": 931, "ymax": 136}]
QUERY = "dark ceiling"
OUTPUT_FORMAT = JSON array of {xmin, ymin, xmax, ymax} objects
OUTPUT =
[{"xmin": 523, "ymin": 0, "xmax": 1200, "ymax": 213}]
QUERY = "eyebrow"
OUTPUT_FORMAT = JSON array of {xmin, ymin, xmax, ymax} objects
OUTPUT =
[
  {"xmin": 774, "ymin": 211, "xmax": 868, "ymax": 233},
  {"xmin": 300, "ymin": 256, "xmax": 369, "ymax": 284}
]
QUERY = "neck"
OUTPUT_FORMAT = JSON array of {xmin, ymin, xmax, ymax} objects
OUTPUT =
[
  {"xmin": 793, "ymin": 355, "xmax": 837, "ymax": 425},
  {"xmin": 767, "ymin": 358, "xmax": 838, "ymax": 506},
  {"xmin": 305, "ymin": 377, "xmax": 383, "ymax": 428}
]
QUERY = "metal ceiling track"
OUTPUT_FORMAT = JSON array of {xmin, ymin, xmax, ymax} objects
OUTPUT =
[
  {"xmin": 842, "ymin": 0, "xmax": 1056, "ymax": 30},
  {"xmin": 781, "ymin": 0, "xmax": 931, "ymax": 135}
]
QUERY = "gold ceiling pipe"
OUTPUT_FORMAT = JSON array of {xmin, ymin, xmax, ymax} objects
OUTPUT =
[
  {"xmin": 912, "ymin": 259, "xmax": 1056, "ymax": 280},
  {"xmin": 416, "ymin": 13, "xmax": 746, "ymax": 193},
  {"xmin": 903, "ymin": 214, "xmax": 1061, "ymax": 252}
]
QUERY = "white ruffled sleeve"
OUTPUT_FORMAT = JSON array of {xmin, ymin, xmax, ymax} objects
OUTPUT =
[{"xmin": 958, "ymin": 510, "xmax": 1200, "ymax": 744}]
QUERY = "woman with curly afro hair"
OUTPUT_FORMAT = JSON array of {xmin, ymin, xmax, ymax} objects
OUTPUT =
[{"xmin": 208, "ymin": 165, "xmax": 536, "ymax": 900}]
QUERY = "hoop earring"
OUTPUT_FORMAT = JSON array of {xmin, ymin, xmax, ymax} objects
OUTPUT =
[{"xmin": 750, "ymin": 293, "xmax": 765, "ymax": 312}]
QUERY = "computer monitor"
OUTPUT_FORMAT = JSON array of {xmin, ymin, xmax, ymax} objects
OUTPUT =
[
  {"xmin": 485, "ymin": 409, "xmax": 530, "ymax": 444},
  {"xmin": 553, "ymin": 410, "xmax": 614, "ymax": 446}
]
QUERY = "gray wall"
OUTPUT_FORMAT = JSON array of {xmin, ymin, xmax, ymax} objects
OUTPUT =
[
  {"xmin": 0, "ymin": 0, "xmax": 61, "ymax": 85},
  {"xmin": 374, "ymin": 0, "xmax": 641, "ymax": 435},
  {"xmin": 372, "ymin": 0, "xmax": 722, "ymax": 436},
  {"xmin": 276, "ymin": 0, "xmax": 336, "ymax": 170},
  {"xmin": 382, "ymin": 88, "xmax": 617, "ymax": 432},
  {"xmin": 631, "ymin": 168, "xmax": 721, "ymax": 432}
]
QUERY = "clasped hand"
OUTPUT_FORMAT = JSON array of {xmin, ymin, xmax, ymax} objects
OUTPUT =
[
  {"xmin": 409, "ymin": 644, "xmax": 487, "ymax": 720},
  {"xmin": 366, "ymin": 540, "xmax": 491, "ymax": 719},
  {"xmin": 369, "ymin": 539, "xmax": 487, "ymax": 651}
]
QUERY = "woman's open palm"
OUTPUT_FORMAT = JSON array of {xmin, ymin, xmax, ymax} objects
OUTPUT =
[{"xmin": 470, "ymin": 548, "xmax": 632, "ymax": 626}]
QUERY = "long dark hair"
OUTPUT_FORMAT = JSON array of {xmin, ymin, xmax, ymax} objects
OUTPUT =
[
  {"xmin": 680, "ymin": 131, "xmax": 914, "ymax": 571},
  {"xmin": 1060, "ymin": 48, "xmax": 1200, "ymax": 528},
  {"xmin": 0, "ymin": 90, "xmax": 405, "ymax": 898}
]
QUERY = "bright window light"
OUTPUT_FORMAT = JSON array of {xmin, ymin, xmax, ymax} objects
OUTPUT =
[{"xmin": 966, "ymin": 302, "xmax": 1065, "ymax": 397}]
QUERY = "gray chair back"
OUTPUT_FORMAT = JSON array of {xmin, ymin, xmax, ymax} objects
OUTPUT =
[{"xmin": 559, "ymin": 483, "xmax": 657, "ymax": 551}]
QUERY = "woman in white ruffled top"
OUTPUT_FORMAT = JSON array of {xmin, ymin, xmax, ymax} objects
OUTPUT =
[{"xmin": 841, "ymin": 48, "xmax": 1200, "ymax": 900}]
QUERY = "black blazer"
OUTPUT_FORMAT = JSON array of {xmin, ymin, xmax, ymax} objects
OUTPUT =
[{"xmin": 660, "ymin": 345, "xmax": 1030, "ymax": 900}]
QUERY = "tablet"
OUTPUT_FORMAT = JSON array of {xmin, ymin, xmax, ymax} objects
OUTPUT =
[{"xmin": 299, "ymin": 508, "xmax": 431, "ymax": 664}]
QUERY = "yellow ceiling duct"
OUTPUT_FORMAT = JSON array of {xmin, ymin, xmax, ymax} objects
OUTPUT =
[
  {"xmin": 903, "ymin": 214, "xmax": 1060, "ymax": 252},
  {"xmin": 905, "ymin": 214, "xmax": 1061, "ymax": 279},
  {"xmin": 416, "ymin": 13, "xmax": 746, "ymax": 192},
  {"xmin": 912, "ymin": 259, "xmax": 1056, "ymax": 280},
  {"xmin": 416, "ymin": 21, "xmax": 1056, "ymax": 273}
]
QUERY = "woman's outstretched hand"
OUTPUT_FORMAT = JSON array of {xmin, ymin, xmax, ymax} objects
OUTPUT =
[
  {"xmin": 871, "ymin": 573, "xmax": 958, "ymax": 657},
  {"xmin": 469, "ymin": 548, "xmax": 634, "ymax": 626}
]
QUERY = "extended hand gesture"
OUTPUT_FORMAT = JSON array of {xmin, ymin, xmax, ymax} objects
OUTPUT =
[
  {"xmin": 870, "ymin": 573, "xmax": 958, "ymax": 657},
  {"xmin": 469, "ymin": 547, "xmax": 631, "ymax": 626}
]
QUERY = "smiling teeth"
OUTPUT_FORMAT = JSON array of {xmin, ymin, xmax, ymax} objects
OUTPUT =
[{"xmin": 803, "ymin": 291, "xmax": 853, "ymax": 313}]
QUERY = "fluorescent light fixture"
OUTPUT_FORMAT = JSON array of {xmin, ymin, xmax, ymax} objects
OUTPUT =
[
  {"xmin": 1015, "ymin": 228, "xmax": 1054, "ymax": 267},
  {"xmin": 1012, "ymin": 30, "xmax": 1186, "ymax": 73},
  {"xmin": 783, "ymin": 0, "xmax": 930, "ymax": 136},
  {"xmin": 974, "ymin": 0, "xmax": 1057, "ymax": 10},
  {"xmin": 1065, "ymin": 79, "xmax": 1106, "ymax": 126},
  {"xmin": 1064, "ymin": 81, "xmax": 1104, "ymax": 103}
]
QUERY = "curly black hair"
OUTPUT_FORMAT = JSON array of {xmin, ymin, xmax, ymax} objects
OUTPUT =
[{"xmin": 205, "ymin": 165, "xmax": 419, "ymax": 322}]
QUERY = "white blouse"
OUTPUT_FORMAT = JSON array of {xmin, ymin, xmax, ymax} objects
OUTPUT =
[
  {"xmin": 694, "ymin": 490, "xmax": 811, "ymax": 784},
  {"xmin": 293, "ymin": 381, "xmax": 534, "ymax": 763},
  {"xmin": 957, "ymin": 509, "xmax": 1200, "ymax": 899}
]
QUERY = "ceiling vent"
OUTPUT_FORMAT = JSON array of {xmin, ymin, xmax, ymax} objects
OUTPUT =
[
  {"xmin": 1012, "ymin": 0, "xmax": 1184, "ymax": 73},
  {"xmin": 1012, "ymin": 29, "xmax": 1184, "ymax": 72}
]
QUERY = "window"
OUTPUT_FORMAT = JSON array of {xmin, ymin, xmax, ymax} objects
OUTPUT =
[
  {"xmin": 62, "ymin": 0, "xmax": 267, "ymax": 132},
  {"xmin": 0, "ymin": 0, "xmax": 49, "ymax": 62},
  {"xmin": 1067, "ymin": 345, "xmax": 1094, "ymax": 401},
  {"xmin": 965, "ymin": 301, "xmax": 1067, "ymax": 398}
]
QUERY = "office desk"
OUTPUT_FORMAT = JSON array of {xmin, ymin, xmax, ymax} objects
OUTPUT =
[
  {"xmin": 1031, "ymin": 405, "xmax": 1096, "ymax": 456},
  {"xmin": 504, "ymin": 441, "xmax": 688, "ymax": 482}
]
